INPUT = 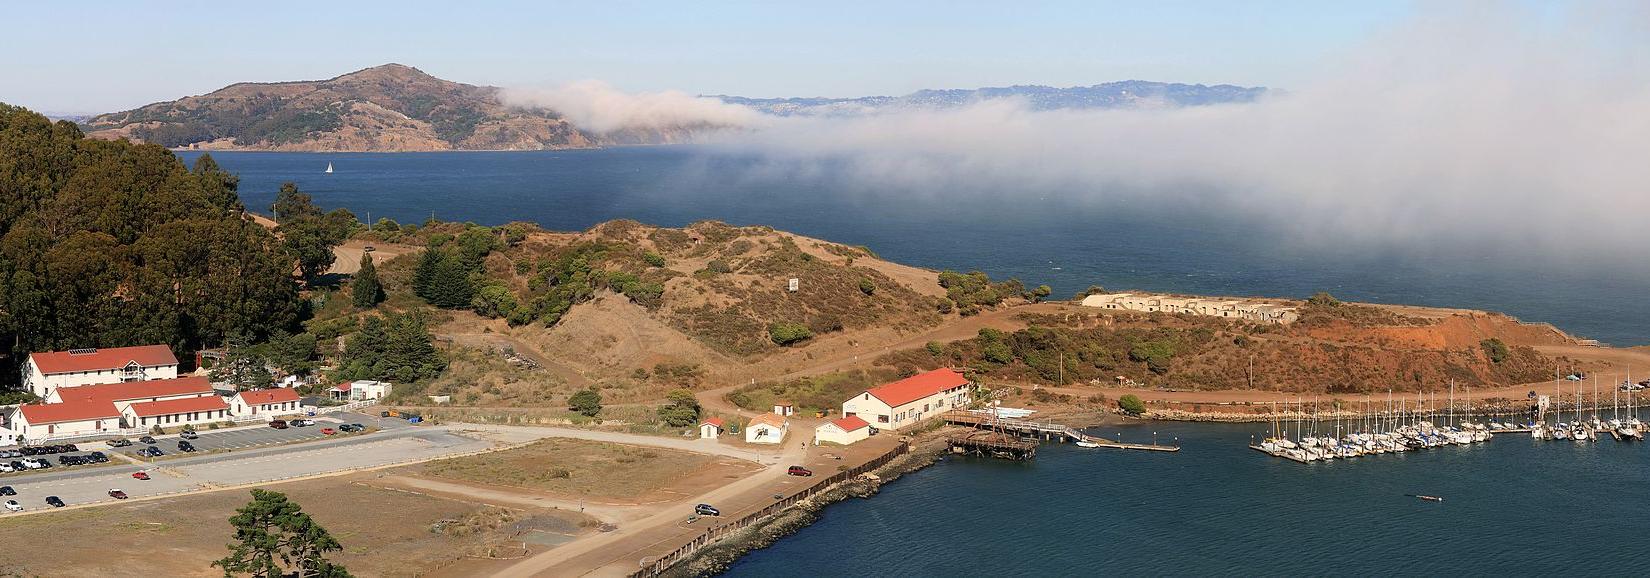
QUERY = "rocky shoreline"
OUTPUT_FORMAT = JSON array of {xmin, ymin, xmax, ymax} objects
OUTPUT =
[{"xmin": 659, "ymin": 435, "xmax": 951, "ymax": 577}]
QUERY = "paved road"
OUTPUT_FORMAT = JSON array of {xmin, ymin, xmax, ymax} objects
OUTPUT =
[{"xmin": 107, "ymin": 411, "xmax": 409, "ymax": 458}]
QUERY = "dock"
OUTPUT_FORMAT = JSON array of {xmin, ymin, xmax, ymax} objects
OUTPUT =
[{"xmin": 943, "ymin": 411, "xmax": 1181, "ymax": 453}]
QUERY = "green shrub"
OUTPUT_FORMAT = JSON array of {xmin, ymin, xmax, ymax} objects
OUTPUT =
[
  {"xmin": 642, "ymin": 251, "xmax": 666, "ymax": 267},
  {"xmin": 1118, "ymin": 394, "xmax": 1147, "ymax": 415},
  {"xmin": 768, "ymin": 322, "xmax": 814, "ymax": 346}
]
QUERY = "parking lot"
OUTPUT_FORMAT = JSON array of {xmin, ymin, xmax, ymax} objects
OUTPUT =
[
  {"xmin": 107, "ymin": 411, "xmax": 404, "ymax": 459},
  {"xmin": 0, "ymin": 421, "xmax": 484, "ymax": 514}
]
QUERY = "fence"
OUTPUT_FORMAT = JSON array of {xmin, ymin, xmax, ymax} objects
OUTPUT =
[
  {"xmin": 314, "ymin": 399, "xmax": 379, "ymax": 415},
  {"xmin": 627, "ymin": 440, "xmax": 911, "ymax": 577}
]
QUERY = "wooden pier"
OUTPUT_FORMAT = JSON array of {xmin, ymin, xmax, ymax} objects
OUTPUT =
[
  {"xmin": 949, "ymin": 431, "xmax": 1037, "ymax": 460},
  {"xmin": 943, "ymin": 411, "xmax": 1180, "ymax": 453}
]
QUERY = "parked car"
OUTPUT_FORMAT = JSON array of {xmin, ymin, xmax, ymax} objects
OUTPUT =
[
  {"xmin": 180, "ymin": 431, "xmax": 199, "ymax": 440},
  {"xmin": 320, "ymin": 428, "xmax": 336, "ymax": 435},
  {"xmin": 291, "ymin": 419, "xmax": 311, "ymax": 427},
  {"xmin": 132, "ymin": 471, "xmax": 151, "ymax": 481},
  {"xmin": 89, "ymin": 452, "xmax": 108, "ymax": 463},
  {"xmin": 139, "ymin": 436, "xmax": 156, "ymax": 444},
  {"xmin": 45, "ymin": 496, "xmax": 64, "ymax": 507},
  {"xmin": 0, "ymin": 450, "xmax": 16, "ymax": 458},
  {"xmin": 0, "ymin": 486, "xmax": 14, "ymax": 496},
  {"xmin": 694, "ymin": 503, "xmax": 721, "ymax": 517},
  {"xmin": 57, "ymin": 456, "xmax": 77, "ymax": 466},
  {"xmin": 268, "ymin": 420, "xmax": 288, "ymax": 429},
  {"xmin": 108, "ymin": 438, "xmax": 132, "ymax": 447},
  {"xmin": 0, "ymin": 463, "xmax": 12, "ymax": 473},
  {"xmin": 177, "ymin": 441, "xmax": 196, "ymax": 453},
  {"xmin": 3, "ymin": 500, "xmax": 20, "ymax": 512},
  {"xmin": 108, "ymin": 489, "xmax": 128, "ymax": 499},
  {"xmin": 8, "ymin": 461, "xmax": 23, "ymax": 471},
  {"xmin": 787, "ymin": 465, "xmax": 813, "ymax": 477},
  {"xmin": 64, "ymin": 444, "xmax": 79, "ymax": 452}
]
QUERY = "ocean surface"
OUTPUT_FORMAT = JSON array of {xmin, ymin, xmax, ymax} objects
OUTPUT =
[
  {"xmin": 728, "ymin": 418, "xmax": 1650, "ymax": 576},
  {"xmin": 180, "ymin": 148, "xmax": 1650, "ymax": 574},
  {"xmin": 182, "ymin": 148, "xmax": 1646, "ymax": 347}
]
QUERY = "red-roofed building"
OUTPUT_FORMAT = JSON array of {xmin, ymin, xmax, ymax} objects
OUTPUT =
[
  {"xmin": 9, "ymin": 401, "xmax": 122, "ymax": 439},
  {"xmin": 229, "ymin": 388, "xmax": 302, "ymax": 417},
  {"xmin": 745, "ymin": 413, "xmax": 788, "ymax": 444},
  {"xmin": 815, "ymin": 414, "xmax": 872, "ymax": 445},
  {"xmin": 48, "ymin": 377, "xmax": 216, "ymax": 409},
  {"xmin": 22, "ymin": 345, "xmax": 180, "ymax": 398},
  {"xmin": 699, "ymin": 417, "xmax": 725, "ymax": 439},
  {"xmin": 121, "ymin": 395, "xmax": 231, "ymax": 429},
  {"xmin": 841, "ymin": 368, "xmax": 971, "ymax": 430}
]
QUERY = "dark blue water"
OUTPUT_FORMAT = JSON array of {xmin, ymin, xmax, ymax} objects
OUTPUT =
[
  {"xmin": 728, "ymin": 420, "xmax": 1650, "ymax": 576},
  {"xmin": 180, "ymin": 148, "xmax": 1648, "ymax": 346}
]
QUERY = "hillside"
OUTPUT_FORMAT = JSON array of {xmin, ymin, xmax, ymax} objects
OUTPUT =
[
  {"xmin": 714, "ymin": 80, "xmax": 1267, "ymax": 116},
  {"xmin": 82, "ymin": 64, "xmax": 695, "ymax": 152}
]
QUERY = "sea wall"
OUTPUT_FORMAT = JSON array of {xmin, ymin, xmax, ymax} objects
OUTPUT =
[{"xmin": 645, "ymin": 435, "xmax": 948, "ymax": 578}]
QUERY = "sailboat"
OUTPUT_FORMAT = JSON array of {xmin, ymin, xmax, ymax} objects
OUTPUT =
[{"xmin": 324, "ymin": 162, "xmax": 334, "ymax": 174}]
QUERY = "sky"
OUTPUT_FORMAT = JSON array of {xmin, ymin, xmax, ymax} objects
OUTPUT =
[{"xmin": 1, "ymin": 0, "xmax": 1417, "ymax": 114}]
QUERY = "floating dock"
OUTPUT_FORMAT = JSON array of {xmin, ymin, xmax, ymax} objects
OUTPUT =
[{"xmin": 943, "ymin": 411, "xmax": 1180, "ymax": 453}]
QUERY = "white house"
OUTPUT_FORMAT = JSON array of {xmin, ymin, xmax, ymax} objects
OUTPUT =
[
  {"xmin": 7, "ymin": 401, "xmax": 122, "ymax": 440},
  {"xmin": 745, "ymin": 413, "xmax": 788, "ymax": 444},
  {"xmin": 230, "ymin": 388, "xmax": 302, "ymax": 417},
  {"xmin": 120, "ymin": 395, "xmax": 231, "ymax": 430},
  {"xmin": 841, "ymin": 368, "xmax": 971, "ymax": 431},
  {"xmin": 772, "ymin": 401, "xmax": 794, "ymax": 417},
  {"xmin": 1080, "ymin": 292, "xmax": 1299, "ymax": 324},
  {"xmin": 815, "ymin": 415, "xmax": 871, "ymax": 445},
  {"xmin": 331, "ymin": 380, "xmax": 393, "ymax": 401},
  {"xmin": 21, "ymin": 345, "xmax": 180, "ymax": 398},
  {"xmin": 699, "ymin": 417, "xmax": 725, "ymax": 439}
]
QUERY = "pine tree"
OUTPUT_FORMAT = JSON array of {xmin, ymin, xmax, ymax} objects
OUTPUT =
[
  {"xmin": 213, "ymin": 489, "xmax": 352, "ymax": 578},
  {"xmin": 412, "ymin": 248, "xmax": 440, "ymax": 300},
  {"xmin": 351, "ymin": 254, "xmax": 383, "ymax": 308},
  {"xmin": 427, "ymin": 251, "xmax": 475, "ymax": 309}
]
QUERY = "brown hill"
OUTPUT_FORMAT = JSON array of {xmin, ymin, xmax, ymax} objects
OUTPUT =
[{"xmin": 83, "ymin": 64, "xmax": 697, "ymax": 151}]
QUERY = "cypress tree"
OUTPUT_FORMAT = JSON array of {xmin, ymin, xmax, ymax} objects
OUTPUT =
[
  {"xmin": 412, "ymin": 248, "xmax": 440, "ymax": 300},
  {"xmin": 351, "ymin": 254, "xmax": 383, "ymax": 308},
  {"xmin": 428, "ymin": 252, "xmax": 475, "ymax": 308}
]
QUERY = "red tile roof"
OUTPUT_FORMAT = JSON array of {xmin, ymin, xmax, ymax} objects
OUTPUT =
[
  {"xmin": 236, "ymin": 388, "xmax": 300, "ymax": 406},
  {"xmin": 29, "ymin": 345, "xmax": 178, "ymax": 374},
  {"xmin": 54, "ymin": 377, "xmax": 215, "ymax": 404},
  {"xmin": 701, "ymin": 417, "xmax": 725, "ymax": 428},
  {"xmin": 865, "ymin": 368, "xmax": 970, "ymax": 408},
  {"xmin": 126, "ymin": 395, "xmax": 229, "ymax": 417},
  {"xmin": 830, "ymin": 415, "xmax": 870, "ymax": 432},
  {"xmin": 17, "ymin": 401, "xmax": 120, "ymax": 425},
  {"xmin": 331, "ymin": 382, "xmax": 352, "ymax": 392}
]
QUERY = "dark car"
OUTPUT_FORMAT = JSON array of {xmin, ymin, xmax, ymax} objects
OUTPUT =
[
  {"xmin": 64, "ymin": 444, "xmax": 79, "ymax": 452},
  {"xmin": 139, "ymin": 436, "xmax": 157, "ymax": 444},
  {"xmin": 8, "ymin": 461, "xmax": 23, "ymax": 471},
  {"xmin": 108, "ymin": 489, "xmax": 128, "ymax": 499},
  {"xmin": 45, "ymin": 496, "xmax": 65, "ymax": 508},
  {"xmin": 176, "ymin": 441, "xmax": 196, "ymax": 453},
  {"xmin": 57, "ymin": 456, "xmax": 78, "ymax": 466},
  {"xmin": 787, "ymin": 465, "xmax": 813, "ymax": 477},
  {"xmin": 89, "ymin": 452, "xmax": 108, "ymax": 463},
  {"xmin": 108, "ymin": 438, "xmax": 133, "ymax": 447},
  {"xmin": 0, "ymin": 486, "xmax": 14, "ymax": 496},
  {"xmin": 268, "ymin": 420, "xmax": 288, "ymax": 429},
  {"xmin": 694, "ymin": 503, "xmax": 721, "ymax": 517},
  {"xmin": 19, "ymin": 447, "xmax": 37, "ymax": 456}
]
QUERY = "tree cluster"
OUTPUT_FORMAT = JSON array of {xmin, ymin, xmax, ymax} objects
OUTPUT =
[
  {"xmin": 657, "ymin": 388, "xmax": 702, "ymax": 427},
  {"xmin": 938, "ymin": 270, "xmax": 1028, "ymax": 315},
  {"xmin": 272, "ymin": 182, "xmax": 357, "ymax": 284},
  {"xmin": 0, "ymin": 104, "xmax": 304, "ymax": 386},
  {"xmin": 335, "ymin": 311, "xmax": 446, "ymax": 383}
]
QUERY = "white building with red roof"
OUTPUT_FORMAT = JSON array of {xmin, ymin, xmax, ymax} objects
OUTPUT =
[
  {"xmin": 21, "ymin": 345, "xmax": 180, "ymax": 398},
  {"xmin": 815, "ymin": 415, "xmax": 872, "ymax": 445},
  {"xmin": 329, "ymin": 380, "xmax": 393, "ymax": 401},
  {"xmin": 841, "ymin": 368, "xmax": 972, "ymax": 431},
  {"xmin": 699, "ymin": 417, "xmax": 725, "ymax": 439},
  {"xmin": 229, "ymin": 388, "xmax": 302, "ymax": 417},
  {"xmin": 745, "ymin": 413, "xmax": 788, "ymax": 444},
  {"xmin": 9, "ymin": 376, "xmax": 225, "ymax": 438}
]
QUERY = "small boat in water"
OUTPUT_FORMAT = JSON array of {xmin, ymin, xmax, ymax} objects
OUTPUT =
[
  {"xmin": 1075, "ymin": 440, "xmax": 1101, "ymax": 448},
  {"xmin": 1410, "ymin": 494, "xmax": 1444, "ymax": 502},
  {"xmin": 325, "ymin": 162, "xmax": 334, "ymax": 174}
]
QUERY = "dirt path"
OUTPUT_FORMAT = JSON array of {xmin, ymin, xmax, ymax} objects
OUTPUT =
[{"xmin": 491, "ymin": 438, "xmax": 810, "ymax": 578}]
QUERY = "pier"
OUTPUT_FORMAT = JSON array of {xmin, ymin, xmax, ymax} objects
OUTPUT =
[{"xmin": 942, "ymin": 411, "xmax": 1181, "ymax": 453}]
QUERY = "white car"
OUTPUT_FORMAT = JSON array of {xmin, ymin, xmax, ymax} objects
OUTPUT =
[
  {"xmin": 0, "ymin": 463, "xmax": 13, "ymax": 473},
  {"xmin": 3, "ymin": 500, "xmax": 20, "ymax": 512},
  {"xmin": 22, "ymin": 459, "xmax": 44, "ymax": 469}
]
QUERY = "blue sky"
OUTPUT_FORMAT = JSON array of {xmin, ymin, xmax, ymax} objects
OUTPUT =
[{"xmin": 4, "ymin": 1, "xmax": 1416, "ymax": 113}]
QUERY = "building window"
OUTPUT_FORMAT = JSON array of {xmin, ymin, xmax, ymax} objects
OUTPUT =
[{"xmin": 878, "ymin": 415, "xmax": 889, "ymax": 423}]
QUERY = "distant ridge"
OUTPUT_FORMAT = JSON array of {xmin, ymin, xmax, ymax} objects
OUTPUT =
[
  {"xmin": 82, "ymin": 64, "xmax": 695, "ymax": 152},
  {"xmin": 712, "ymin": 80, "xmax": 1267, "ymax": 116}
]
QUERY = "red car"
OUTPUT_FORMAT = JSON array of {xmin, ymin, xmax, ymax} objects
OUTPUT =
[
  {"xmin": 320, "ymin": 427, "xmax": 337, "ymax": 435},
  {"xmin": 131, "ymin": 472, "xmax": 151, "ymax": 481},
  {"xmin": 108, "ymin": 489, "xmax": 128, "ymax": 499},
  {"xmin": 787, "ymin": 465, "xmax": 813, "ymax": 477}
]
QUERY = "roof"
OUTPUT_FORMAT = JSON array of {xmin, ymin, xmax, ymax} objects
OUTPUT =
[
  {"xmin": 126, "ymin": 395, "xmax": 228, "ymax": 417},
  {"xmin": 865, "ymin": 368, "xmax": 970, "ymax": 408},
  {"xmin": 54, "ymin": 377, "xmax": 215, "ymax": 404},
  {"xmin": 331, "ymin": 382, "xmax": 352, "ymax": 392},
  {"xmin": 700, "ymin": 417, "xmax": 725, "ymax": 428},
  {"xmin": 235, "ymin": 388, "xmax": 301, "ymax": 405},
  {"xmin": 17, "ymin": 401, "xmax": 120, "ymax": 425},
  {"xmin": 747, "ymin": 413, "xmax": 787, "ymax": 428},
  {"xmin": 29, "ymin": 345, "xmax": 178, "ymax": 375},
  {"xmin": 773, "ymin": 400, "xmax": 793, "ymax": 406},
  {"xmin": 829, "ymin": 415, "xmax": 870, "ymax": 432}
]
